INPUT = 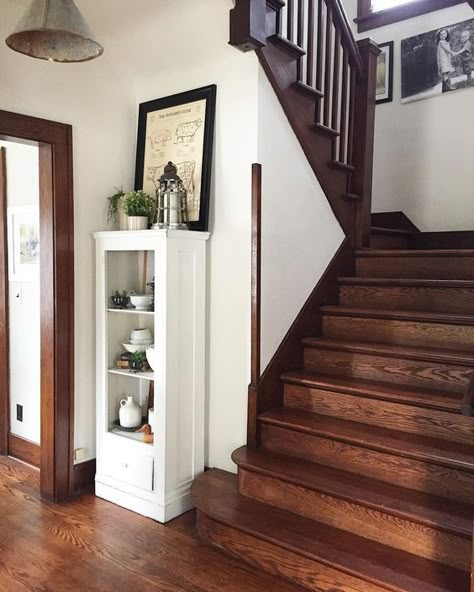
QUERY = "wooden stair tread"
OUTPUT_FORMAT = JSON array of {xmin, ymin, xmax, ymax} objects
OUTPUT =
[
  {"xmin": 233, "ymin": 446, "xmax": 472, "ymax": 537},
  {"xmin": 259, "ymin": 408, "xmax": 474, "ymax": 471},
  {"xmin": 355, "ymin": 249, "xmax": 474, "ymax": 257},
  {"xmin": 302, "ymin": 337, "xmax": 474, "ymax": 366},
  {"xmin": 320, "ymin": 305, "xmax": 474, "ymax": 326},
  {"xmin": 371, "ymin": 227, "xmax": 413, "ymax": 237},
  {"xmin": 339, "ymin": 277, "xmax": 474, "ymax": 287},
  {"xmin": 193, "ymin": 470, "xmax": 469, "ymax": 592},
  {"xmin": 281, "ymin": 369, "xmax": 461, "ymax": 411}
]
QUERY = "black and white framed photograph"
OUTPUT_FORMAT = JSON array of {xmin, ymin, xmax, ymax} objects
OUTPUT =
[
  {"xmin": 134, "ymin": 85, "xmax": 217, "ymax": 231},
  {"xmin": 401, "ymin": 18, "xmax": 474, "ymax": 103},
  {"xmin": 376, "ymin": 41, "xmax": 394, "ymax": 105},
  {"xmin": 7, "ymin": 206, "xmax": 40, "ymax": 281}
]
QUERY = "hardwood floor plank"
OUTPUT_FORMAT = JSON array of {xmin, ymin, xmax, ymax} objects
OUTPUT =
[{"xmin": 0, "ymin": 458, "xmax": 303, "ymax": 592}]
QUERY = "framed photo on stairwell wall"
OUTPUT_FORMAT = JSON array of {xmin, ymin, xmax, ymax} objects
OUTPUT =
[
  {"xmin": 376, "ymin": 41, "xmax": 394, "ymax": 105},
  {"xmin": 134, "ymin": 85, "xmax": 217, "ymax": 232}
]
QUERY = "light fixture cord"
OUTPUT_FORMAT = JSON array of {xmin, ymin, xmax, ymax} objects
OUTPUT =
[{"xmin": 41, "ymin": 0, "xmax": 50, "ymax": 29}]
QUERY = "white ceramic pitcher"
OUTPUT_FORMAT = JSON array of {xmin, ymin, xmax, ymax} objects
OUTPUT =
[{"xmin": 119, "ymin": 395, "xmax": 142, "ymax": 428}]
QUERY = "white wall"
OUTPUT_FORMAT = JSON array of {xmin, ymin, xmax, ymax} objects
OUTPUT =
[
  {"xmin": 0, "ymin": 140, "xmax": 41, "ymax": 443},
  {"xmin": 0, "ymin": 0, "xmax": 258, "ymax": 472},
  {"xmin": 344, "ymin": 0, "xmax": 474, "ymax": 230},
  {"xmin": 258, "ymin": 67, "xmax": 344, "ymax": 370}
]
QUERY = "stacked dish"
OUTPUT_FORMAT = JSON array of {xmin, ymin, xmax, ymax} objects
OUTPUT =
[{"xmin": 122, "ymin": 328, "xmax": 154, "ymax": 353}]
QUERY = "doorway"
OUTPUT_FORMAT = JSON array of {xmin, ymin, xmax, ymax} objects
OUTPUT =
[{"xmin": 0, "ymin": 110, "xmax": 74, "ymax": 502}]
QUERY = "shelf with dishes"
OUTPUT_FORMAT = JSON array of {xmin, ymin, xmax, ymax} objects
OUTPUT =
[
  {"xmin": 108, "ymin": 308, "xmax": 155, "ymax": 316},
  {"xmin": 108, "ymin": 368, "xmax": 155, "ymax": 381}
]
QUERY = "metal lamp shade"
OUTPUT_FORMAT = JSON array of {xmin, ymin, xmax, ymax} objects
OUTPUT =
[{"xmin": 5, "ymin": 0, "xmax": 104, "ymax": 63}]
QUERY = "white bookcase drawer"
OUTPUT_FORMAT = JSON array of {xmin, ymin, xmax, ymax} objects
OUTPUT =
[{"xmin": 105, "ymin": 451, "xmax": 154, "ymax": 492}]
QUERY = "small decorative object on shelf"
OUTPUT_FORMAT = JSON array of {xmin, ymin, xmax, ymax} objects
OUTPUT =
[
  {"xmin": 119, "ymin": 395, "xmax": 142, "ymax": 428},
  {"xmin": 121, "ymin": 190, "xmax": 155, "ymax": 230},
  {"xmin": 154, "ymin": 162, "xmax": 189, "ymax": 230},
  {"xmin": 130, "ymin": 351, "xmax": 148, "ymax": 373},
  {"xmin": 116, "ymin": 352, "xmax": 132, "ymax": 369},
  {"xmin": 110, "ymin": 290, "xmax": 129, "ymax": 309},
  {"xmin": 137, "ymin": 424, "xmax": 154, "ymax": 444},
  {"xmin": 107, "ymin": 187, "xmax": 127, "ymax": 230},
  {"xmin": 145, "ymin": 345, "xmax": 157, "ymax": 371},
  {"xmin": 128, "ymin": 292, "xmax": 153, "ymax": 311},
  {"xmin": 147, "ymin": 277, "xmax": 155, "ymax": 308}
]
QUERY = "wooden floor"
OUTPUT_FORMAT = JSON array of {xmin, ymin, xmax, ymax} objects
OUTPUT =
[{"xmin": 0, "ymin": 458, "xmax": 303, "ymax": 592}]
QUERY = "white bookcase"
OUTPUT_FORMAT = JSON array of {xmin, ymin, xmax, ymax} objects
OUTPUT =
[{"xmin": 93, "ymin": 229, "xmax": 209, "ymax": 522}]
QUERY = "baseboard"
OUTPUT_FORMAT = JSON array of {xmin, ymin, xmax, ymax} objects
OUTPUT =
[
  {"xmin": 248, "ymin": 236, "xmax": 354, "ymax": 447},
  {"xmin": 8, "ymin": 433, "xmax": 40, "ymax": 468},
  {"xmin": 73, "ymin": 459, "xmax": 96, "ymax": 494}
]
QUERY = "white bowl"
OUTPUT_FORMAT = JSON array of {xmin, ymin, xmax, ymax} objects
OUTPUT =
[
  {"xmin": 122, "ymin": 342, "xmax": 154, "ymax": 354},
  {"xmin": 146, "ymin": 346, "xmax": 157, "ymax": 372},
  {"xmin": 130, "ymin": 328, "xmax": 152, "ymax": 343},
  {"xmin": 129, "ymin": 295, "xmax": 153, "ymax": 310}
]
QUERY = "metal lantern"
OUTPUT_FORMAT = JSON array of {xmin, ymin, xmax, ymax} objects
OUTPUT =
[
  {"xmin": 5, "ymin": 0, "xmax": 104, "ymax": 63},
  {"xmin": 154, "ymin": 162, "xmax": 189, "ymax": 230}
]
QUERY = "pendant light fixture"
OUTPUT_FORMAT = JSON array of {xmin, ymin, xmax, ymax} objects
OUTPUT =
[{"xmin": 5, "ymin": 0, "xmax": 104, "ymax": 63}]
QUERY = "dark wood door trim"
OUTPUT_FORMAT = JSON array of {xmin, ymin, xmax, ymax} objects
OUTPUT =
[
  {"xmin": 0, "ymin": 110, "xmax": 75, "ymax": 502},
  {"xmin": 0, "ymin": 147, "xmax": 9, "ymax": 456}
]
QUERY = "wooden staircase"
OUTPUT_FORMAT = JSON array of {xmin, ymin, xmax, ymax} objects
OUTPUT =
[
  {"xmin": 192, "ymin": 0, "xmax": 474, "ymax": 590},
  {"xmin": 194, "ymin": 243, "xmax": 474, "ymax": 591}
]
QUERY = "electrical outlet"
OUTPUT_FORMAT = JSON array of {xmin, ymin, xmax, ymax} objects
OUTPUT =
[{"xmin": 16, "ymin": 404, "xmax": 23, "ymax": 422}]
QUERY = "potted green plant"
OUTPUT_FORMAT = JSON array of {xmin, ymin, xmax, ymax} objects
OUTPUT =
[
  {"xmin": 107, "ymin": 186, "xmax": 128, "ymax": 230},
  {"xmin": 121, "ymin": 190, "xmax": 155, "ymax": 231}
]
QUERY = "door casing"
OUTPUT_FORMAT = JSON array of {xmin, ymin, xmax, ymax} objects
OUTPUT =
[{"xmin": 0, "ymin": 110, "xmax": 74, "ymax": 502}]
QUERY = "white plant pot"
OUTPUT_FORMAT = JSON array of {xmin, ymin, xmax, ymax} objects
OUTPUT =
[
  {"xmin": 119, "ymin": 395, "xmax": 142, "ymax": 428},
  {"xmin": 127, "ymin": 216, "xmax": 149, "ymax": 231},
  {"xmin": 118, "ymin": 211, "xmax": 129, "ymax": 230}
]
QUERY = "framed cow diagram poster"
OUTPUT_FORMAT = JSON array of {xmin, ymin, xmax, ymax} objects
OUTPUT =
[{"xmin": 135, "ymin": 85, "xmax": 217, "ymax": 231}]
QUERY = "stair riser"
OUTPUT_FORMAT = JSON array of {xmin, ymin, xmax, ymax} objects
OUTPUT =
[
  {"xmin": 197, "ymin": 512, "xmax": 390, "ymax": 592},
  {"xmin": 323, "ymin": 316, "xmax": 474, "ymax": 351},
  {"xmin": 340, "ymin": 285, "xmax": 474, "ymax": 315},
  {"xmin": 370, "ymin": 234, "xmax": 410, "ymax": 250},
  {"xmin": 304, "ymin": 348, "xmax": 472, "ymax": 393},
  {"xmin": 284, "ymin": 385, "xmax": 472, "ymax": 445},
  {"xmin": 260, "ymin": 423, "xmax": 474, "ymax": 504},
  {"xmin": 356, "ymin": 256, "xmax": 474, "ymax": 280},
  {"xmin": 238, "ymin": 470, "xmax": 470, "ymax": 571}
]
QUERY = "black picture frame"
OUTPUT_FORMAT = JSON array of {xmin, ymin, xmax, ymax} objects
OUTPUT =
[
  {"xmin": 134, "ymin": 84, "xmax": 217, "ymax": 231},
  {"xmin": 376, "ymin": 41, "xmax": 394, "ymax": 105}
]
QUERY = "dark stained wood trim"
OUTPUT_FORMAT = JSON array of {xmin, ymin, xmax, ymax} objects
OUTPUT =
[
  {"xmin": 251, "ymin": 163, "xmax": 262, "ymax": 386},
  {"xmin": 0, "ymin": 148, "xmax": 9, "ymax": 456},
  {"xmin": 7, "ymin": 433, "xmax": 40, "ymax": 468},
  {"xmin": 229, "ymin": 0, "xmax": 268, "ymax": 52},
  {"xmin": 73, "ymin": 459, "xmax": 96, "ymax": 494},
  {"xmin": 248, "ymin": 164, "xmax": 262, "ymax": 448},
  {"xmin": 249, "ymin": 237, "xmax": 354, "ymax": 447},
  {"xmin": 352, "ymin": 39, "xmax": 380, "ymax": 248},
  {"xmin": 412, "ymin": 231, "xmax": 474, "ymax": 250},
  {"xmin": 0, "ymin": 110, "xmax": 75, "ymax": 502},
  {"xmin": 355, "ymin": 0, "xmax": 466, "ymax": 33}
]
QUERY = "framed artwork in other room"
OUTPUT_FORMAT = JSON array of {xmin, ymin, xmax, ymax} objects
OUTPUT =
[
  {"xmin": 376, "ymin": 41, "xmax": 394, "ymax": 105},
  {"xmin": 7, "ymin": 206, "xmax": 40, "ymax": 281},
  {"xmin": 402, "ymin": 18, "xmax": 474, "ymax": 103},
  {"xmin": 134, "ymin": 85, "xmax": 217, "ymax": 232}
]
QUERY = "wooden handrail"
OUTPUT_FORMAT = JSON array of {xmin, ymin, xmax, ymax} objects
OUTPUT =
[{"xmin": 329, "ymin": 0, "xmax": 364, "ymax": 74}]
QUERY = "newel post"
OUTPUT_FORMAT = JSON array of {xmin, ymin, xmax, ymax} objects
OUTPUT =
[
  {"xmin": 351, "ymin": 38, "xmax": 380, "ymax": 248},
  {"xmin": 230, "ymin": 0, "xmax": 267, "ymax": 52}
]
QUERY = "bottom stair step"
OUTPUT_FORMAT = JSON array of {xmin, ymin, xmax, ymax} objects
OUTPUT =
[{"xmin": 192, "ymin": 470, "xmax": 469, "ymax": 592}]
